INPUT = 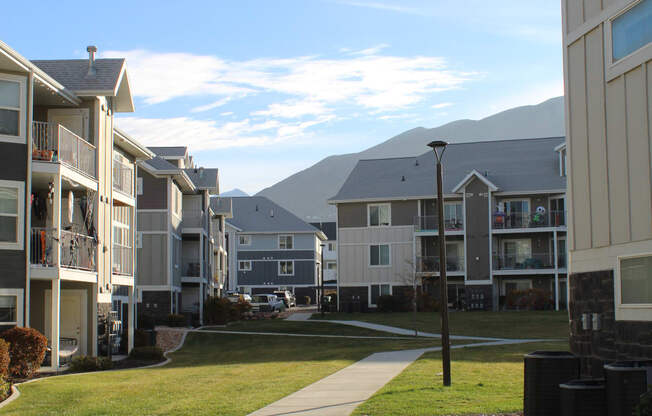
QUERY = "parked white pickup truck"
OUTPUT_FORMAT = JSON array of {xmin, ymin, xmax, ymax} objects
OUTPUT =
[{"xmin": 250, "ymin": 294, "xmax": 285, "ymax": 313}]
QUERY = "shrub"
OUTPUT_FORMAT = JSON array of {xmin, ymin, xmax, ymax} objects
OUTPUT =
[
  {"xmin": 506, "ymin": 288, "xmax": 553, "ymax": 311},
  {"xmin": 134, "ymin": 328, "xmax": 156, "ymax": 347},
  {"xmin": 417, "ymin": 293, "xmax": 439, "ymax": 312},
  {"xmin": 138, "ymin": 314, "xmax": 156, "ymax": 330},
  {"xmin": 232, "ymin": 299, "xmax": 252, "ymax": 321},
  {"xmin": 376, "ymin": 295, "xmax": 395, "ymax": 312},
  {"xmin": 129, "ymin": 346, "xmax": 164, "ymax": 361},
  {"xmin": 0, "ymin": 377, "xmax": 9, "ymax": 401},
  {"xmin": 0, "ymin": 339, "xmax": 9, "ymax": 379},
  {"xmin": 0, "ymin": 327, "xmax": 47, "ymax": 379},
  {"xmin": 304, "ymin": 296, "xmax": 311, "ymax": 305},
  {"xmin": 69, "ymin": 355, "xmax": 113, "ymax": 372},
  {"xmin": 634, "ymin": 388, "xmax": 652, "ymax": 416},
  {"xmin": 204, "ymin": 297, "xmax": 233, "ymax": 325},
  {"xmin": 167, "ymin": 314, "xmax": 187, "ymax": 327}
]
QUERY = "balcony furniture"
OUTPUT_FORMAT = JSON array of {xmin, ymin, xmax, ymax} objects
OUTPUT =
[{"xmin": 44, "ymin": 337, "xmax": 80, "ymax": 366}]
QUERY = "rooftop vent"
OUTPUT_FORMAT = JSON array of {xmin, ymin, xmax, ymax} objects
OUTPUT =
[
  {"xmin": 255, "ymin": 205, "xmax": 258, "ymax": 212},
  {"xmin": 86, "ymin": 45, "xmax": 97, "ymax": 77},
  {"xmin": 415, "ymin": 159, "xmax": 419, "ymax": 166},
  {"xmin": 401, "ymin": 176, "xmax": 406, "ymax": 182},
  {"xmin": 270, "ymin": 209, "xmax": 274, "ymax": 217},
  {"xmin": 484, "ymin": 170, "xmax": 489, "ymax": 177}
]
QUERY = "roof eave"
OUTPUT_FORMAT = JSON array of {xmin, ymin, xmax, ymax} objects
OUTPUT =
[
  {"xmin": 451, "ymin": 170, "xmax": 499, "ymax": 193},
  {"xmin": 113, "ymin": 128, "xmax": 155, "ymax": 160}
]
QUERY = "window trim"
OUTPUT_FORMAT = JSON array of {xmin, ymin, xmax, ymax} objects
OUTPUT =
[
  {"xmin": 369, "ymin": 243, "xmax": 391, "ymax": 267},
  {"xmin": 369, "ymin": 284, "xmax": 392, "ymax": 307},
  {"xmin": 0, "ymin": 180, "xmax": 24, "ymax": 250},
  {"xmin": 615, "ymin": 252, "xmax": 652, "ymax": 321},
  {"xmin": 0, "ymin": 289, "xmax": 24, "ymax": 326},
  {"xmin": 0, "ymin": 74, "xmax": 26, "ymax": 144},
  {"xmin": 239, "ymin": 235, "xmax": 251, "ymax": 246},
  {"xmin": 278, "ymin": 260, "xmax": 294, "ymax": 276},
  {"xmin": 238, "ymin": 260, "xmax": 252, "ymax": 271},
  {"xmin": 367, "ymin": 203, "xmax": 391, "ymax": 227},
  {"xmin": 605, "ymin": 0, "xmax": 652, "ymax": 81},
  {"xmin": 278, "ymin": 234, "xmax": 294, "ymax": 250}
]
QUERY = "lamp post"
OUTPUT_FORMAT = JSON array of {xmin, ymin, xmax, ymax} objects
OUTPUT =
[
  {"xmin": 428, "ymin": 139, "xmax": 451, "ymax": 387},
  {"xmin": 320, "ymin": 243, "xmax": 325, "ymax": 317}
]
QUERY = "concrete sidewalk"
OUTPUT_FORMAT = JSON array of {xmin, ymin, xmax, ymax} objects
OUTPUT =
[
  {"xmin": 322, "ymin": 320, "xmax": 506, "ymax": 341},
  {"xmin": 285, "ymin": 312, "xmax": 313, "ymax": 321}
]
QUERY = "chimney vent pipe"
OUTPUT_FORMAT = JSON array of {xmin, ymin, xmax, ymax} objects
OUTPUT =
[{"xmin": 86, "ymin": 45, "xmax": 97, "ymax": 77}]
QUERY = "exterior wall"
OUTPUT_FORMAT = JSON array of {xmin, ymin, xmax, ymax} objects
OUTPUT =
[
  {"xmin": 338, "ymin": 203, "xmax": 367, "ymax": 228},
  {"xmin": 237, "ymin": 233, "xmax": 315, "ymax": 251},
  {"xmin": 137, "ymin": 170, "xmax": 167, "ymax": 209},
  {"xmin": 391, "ymin": 200, "xmax": 418, "ymax": 226},
  {"xmin": 137, "ymin": 234, "xmax": 168, "ymax": 286},
  {"xmin": 465, "ymin": 178, "xmax": 491, "ymax": 281},
  {"xmin": 140, "ymin": 290, "xmax": 173, "ymax": 323}
]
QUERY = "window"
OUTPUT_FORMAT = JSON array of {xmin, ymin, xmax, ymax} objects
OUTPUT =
[
  {"xmin": 0, "ymin": 78, "xmax": 22, "ymax": 140},
  {"xmin": 239, "ymin": 235, "xmax": 251, "ymax": 246},
  {"xmin": 368, "ymin": 204, "xmax": 390, "ymax": 226},
  {"xmin": 444, "ymin": 202, "xmax": 463, "ymax": 229},
  {"xmin": 238, "ymin": 260, "xmax": 251, "ymax": 271},
  {"xmin": 502, "ymin": 239, "xmax": 532, "ymax": 268},
  {"xmin": 611, "ymin": 0, "xmax": 652, "ymax": 61},
  {"xmin": 279, "ymin": 235, "xmax": 293, "ymax": 249},
  {"xmin": 137, "ymin": 177, "xmax": 143, "ymax": 195},
  {"xmin": 550, "ymin": 197, "xmax": 566, "ymax": 226},
  {"xmin": 370, "ymin": 284, "xmax": 391, "ymax": 305},
  {"xmin": 0, "ymin": 289, "xmax": 23, "ymax": 326},
  {"xmin": 620, "ymin": 255, "xmax": 652, "ymax": 305},
  {"xmin": 370, "ymin": 244, "xmax": 390, "ymax": 266},
  {"xmin": 279, "ymin": 261, "xmax": 294, "ymax": 276},
  {"xmin": 326, "ymin": 262, "xmax": 337, "ymax": 270},
  {"xmin": 0, "ymin": 180, "xmax": 24, "ymax": 250},
  {"xmin": 328, "ymin": 242, "xmax": 336, "ymax": 251}
]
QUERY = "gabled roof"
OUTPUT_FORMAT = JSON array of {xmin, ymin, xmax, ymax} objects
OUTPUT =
[
  {"xmin": 310, "ymin": 221, "xmax": 337, "ymax": 241},
  {"xmin": 210, "ymin": 196, "xmax": 233, "ymax": 218},
  {"xmin": 31, "ymin": 58, "xmax": 134, "ymax": 112},
  {"xmin": 138, "ymin": 157, "xmax": 195, "ymax": 192},
  {"xmin": 451, "ymin": 170, "xmax": 499, "ymax": 193},
  {"xmin": 144, "ymin": 156, "xmax": 178, "ymax": 171},
  {"xmin": 227, "ymin": 196, "xmax": 326, "ymax": 239},
  {"xmin": 184, "ymin": 168, "xmax": 219, "ymax": 193},
  {"xmin": 329, "ymin": 137, "xmax": 566, "ymax": 203},
  {"xmin": 113, "ymin": 128, "xmax": 154, "ymax": 160},
  {"xmin": 148, "ymin": 146, "xmax": 188, "ymax": 159}
]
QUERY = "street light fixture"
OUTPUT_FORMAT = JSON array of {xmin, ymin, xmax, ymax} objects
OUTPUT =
[{"xmin": 427, "ymin": 139, "xmax": 451, "ymax": 387}]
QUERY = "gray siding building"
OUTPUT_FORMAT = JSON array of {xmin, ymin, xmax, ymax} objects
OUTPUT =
[
  {"xmin": 330, "ymin": 137, "xmax": 568, "ymax": 312},
  {"xmin": 226, "ymin": 196, "xmax": 327, "ymax": 303}
]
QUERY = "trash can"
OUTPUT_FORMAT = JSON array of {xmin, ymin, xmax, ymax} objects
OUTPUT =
[
  {"xmin": 559, "ymin": 379, "xmax": 606, "ymax": 416},
  {"xmin": 524, "ymin": 351, "xmax": 580, "ymax": 416},
  {"xmin": 605, "ymin": 361, "xmax": 652, "ymax": 416}
]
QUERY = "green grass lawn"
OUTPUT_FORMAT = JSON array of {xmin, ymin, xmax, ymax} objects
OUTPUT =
[
  {"xmin": 353, "ymin": 340, "xmax": 569, "ymax": 416},
  {"xmin": 313, "ymin": 310, "xmax": 569, "ymax": 339},
  {"xmin": 2, "ymin": 330, "xmax": 440, "ymax": 416},
  {"xmin": 203, "ymin": 320, "xmax": 407, "ymax": 337}
]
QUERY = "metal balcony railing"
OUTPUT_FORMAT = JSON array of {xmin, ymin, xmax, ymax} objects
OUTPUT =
[
  {"xmin": 492, "ymin": 253, "xmax": 554, "ymax": 270},
  {"xmin": 416, "ymin": 256, "xmax": 465, "ymax": 273},
  {"xmin": 183, "ymin": 261, "xmax": 201, "ymax": 277},
  {"xmin": 414, "ymin": 216, "xmax": 464, "ymax": 232},
  {"xmin": 492, "ymin": 210, "xmax": 566, "ymax": 229},
  {"xmin": 32, "ymin": 121, "xmax": 96, "ymax": 178},
  {"xmin": 30, "ymin": 227, "xmax": 57, "ymax": 266},
  {"xmin": 112, "ymin": 245, "xmax": 133, "ymax": 276},
  {"xmin": 60, "ymin": 230, "xmax": 96, "ymax": 271},
  {"xmin": 113, "ymin": 159, "xmax": 133, "ymax": 196}
]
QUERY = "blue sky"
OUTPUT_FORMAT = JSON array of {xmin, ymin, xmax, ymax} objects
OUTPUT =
[{"xmin": 3, "ymin": 0, "xmax": 563, "ymax": 194}]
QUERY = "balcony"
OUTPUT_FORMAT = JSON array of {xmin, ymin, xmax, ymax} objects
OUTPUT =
[
  {"xmin": 182, "ymin": 210, "xmax": 207, "ymax": 229},
  {"xmin": 492, "ymin": 210, "xmax": 566, "ymax": 230},
  {"xmin": 113, "ymin": 159, "xmax": 133, "ymax": 196},
  {"xmin": 414, "ymin": 216, "xmax": 464, "ymax": 233},
  {"xmin": 416, "ymin": 256, "xmax": 465, "ymax": 273},
  {"xmin": 32, "ymin": 121, "xmax": 96, "ymax": 178},
  {"xmin": 112, "ymin": 245, "xmax": 133, "ymax": 276},
  {"xmin": 183, "ymin": 261, "xmax": 201, "ymax": 277},
  {"xmin": 492, "ymin": 253, "xmax": 554, "ymax": 271},
  {"xmin": 31, "ymin": 227, "xmax": 97, "ymax": 272}
]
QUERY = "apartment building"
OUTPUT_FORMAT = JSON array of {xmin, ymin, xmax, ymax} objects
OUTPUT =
[
  {"xmin": 226, "ymin": 196, "xmax": 327, "ymax": 302},
  {"xmin": 0, "ymin": 41, "xmax": 153, "ymax": 369},
  {"xmin": 210, "ymin": 196, "xmax": 232, "ymax": 297},
  {"xmin": 310, "ymin": 221, "xmax": 337, "ymax": 290},
  {"xmin": 136, "ymin": 147, "xmax": 219, "ymax": 325},
  {"xmin": 562, "ymin": 0, "xmax": 652, "ymax": 374},
  {"xmin": 329, "ymin": 137, "xmax": 567, "ymax": 312}
]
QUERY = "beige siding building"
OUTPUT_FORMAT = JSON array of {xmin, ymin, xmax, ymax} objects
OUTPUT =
[{"xmin": 562, "ymin": 0, "xmax": 652, "ymax": 373}]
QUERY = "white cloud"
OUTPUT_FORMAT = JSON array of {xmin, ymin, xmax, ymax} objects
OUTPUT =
[
  {"xmin": 348, "ymin": 43, "xmax": 390, "ymax": 56},
  {"xmin": 252, "ymin": 99, "xmax": 331, "ymax": 119},
  {"xmin": 219, "ymin": 111, "xmax": 234, "ymax": 116},
  {"xmin": 431, "ymin": 102, "xmax": 453, "ymax": 109},
  {"xmin": 191, "ymin": 97, "xmax": 232, "ymax": 113}
]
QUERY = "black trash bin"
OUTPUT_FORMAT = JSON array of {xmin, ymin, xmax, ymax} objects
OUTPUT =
[
  {"xmin": 605, "ymin": 361, "xmax": 652, "ymax": 416},
  {"xmin": 524, "ymin": 351, "xmax": 580, "ymax": 416},
  {"xmin": 559, "ymin": 378, "xmax": 606, "ymax": 416}
]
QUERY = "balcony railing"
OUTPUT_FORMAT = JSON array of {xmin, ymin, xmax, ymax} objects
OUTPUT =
[
  {"xmin": 30, "ymin": 227, "xmax": 57, "ymax": 266},
  {"xmin": 414, "ymin": 216, "xmax": 464, "ymax": 232},
  {"xmin": 182, "ymin": 210, "xmax": 206, "ymax": 229},
  {"xmin": 557, "ymin": 254, "xmax": 567, "ymax": 268},
  {"xmin": 416, "ymin": 256, "xmax": 465, "ymax": 273},
  {"xmin": 112, "ymin": 245, "xmax": 133, "ymax": 276},
  {"xmin": 492, "ymin": 210, "xmax": 566, "ymax": 229},
  {"xmin": 60, "ymin": 230, "xmax": 96, "ymax": 271},
  {"xmin": 183, "ymin": 261, "xmax": 201, "ymax": 277},
  {"xmin": 113, "ymin": 159, "xmax": 133, "ymax": 196},
  {"xmin": 492, "ymin": 253, "xmax": 554, "ymax": 270},
  {"xmin": 32, "ymin": 121, "xmax": 96, "ymax": 178}
]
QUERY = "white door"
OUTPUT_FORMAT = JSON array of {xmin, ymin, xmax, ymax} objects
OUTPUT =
[
  {"xmin": 45, "ymin": 289, "xmax": 87, "ymax": 355},
  {"xmin": 48, "ymin": 109, "xmax": 90, "ymax": 140}
]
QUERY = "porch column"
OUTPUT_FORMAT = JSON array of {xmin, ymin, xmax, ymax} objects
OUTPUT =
[
  {"xmin": 199, "ymin": 233, "xmax": 204, "ymax": 325},
  {"xmin": 50, "ymin": 279, "xmax": 60, "ymax": 369},
  {"xmin": 91, "ymin": 283, "xmax": 98, "ymax": 356},
  {"xmin": 128, "ymin": 286, "xmax": 135, "ymax": 352},
  {"xmin": 553, "ymin": 229, "xmax": 559, "ymax": 311},
  {"xmin": 199, "ymin": 282, "xmax": 204, "ymax": 325}
]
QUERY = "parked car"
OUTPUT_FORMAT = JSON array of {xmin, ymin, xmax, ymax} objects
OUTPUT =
[
  {"xmin": 226, "ymin": 293, "xmax": 252, "ymax": 303},
  {"xmin": 250, "ymin": 294, "xmax": 285, "ymax": 312},
  {"xmin": 273, "ymin": 290, "xmax": 296, "ymax": 308}
]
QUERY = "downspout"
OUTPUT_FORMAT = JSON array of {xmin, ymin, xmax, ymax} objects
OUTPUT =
[{"xmin": 25, "ymin": 71, "xmax": 34, "ymax": 327}]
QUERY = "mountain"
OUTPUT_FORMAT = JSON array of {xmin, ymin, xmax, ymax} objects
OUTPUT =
[
  {"xmin": 256, "ymin": 96, "xmax": 565, "ymax": 221},
  {"xmin": 221, "ymin": 188, "xmax": 249, "ymax": 197}
]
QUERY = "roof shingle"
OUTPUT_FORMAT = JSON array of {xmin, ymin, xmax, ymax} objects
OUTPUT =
[{"xmin": 32, "ymin": 59, "xmax": 125, "ymax": 92}]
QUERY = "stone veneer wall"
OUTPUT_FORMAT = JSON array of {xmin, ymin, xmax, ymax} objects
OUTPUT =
[{"xmin": 569, "ymin": 269, "xmax": 652, "ymax": 377}]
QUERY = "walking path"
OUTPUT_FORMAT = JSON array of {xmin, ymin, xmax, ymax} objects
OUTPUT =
[
  {"xmin": 285, "ymin": 312, "xmax": 313, "ymax": 321},
  {"xmin": 322, "ymin": 320, "xmax": 505, "ymax": 341}
]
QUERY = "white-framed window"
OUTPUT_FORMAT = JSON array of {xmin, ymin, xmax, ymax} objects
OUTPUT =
[
  {"xmin": 279, "ymin": 235, "xmax": 293, "ymax": 250},
  {"xmin": 370, "ymin": 284, "xmax": 391, "ymax": 306},
  {"xmin": 618, "ymin": 254, "xmax": 652, "ymax": 304},
  {"xmin": 328, "ymin": 242, "xmax": 336, "ymax": 251},
  {"xmin": 239, "ymin": 235, "xmax": 251, "ymax": 246},
  {"xmin": 611, "ymin": 0, "xmax": 652, "ymax": 62},
  {"xmin": 0, "ymin": 75, "xmax": 25, "ymax": 143},
  {"xmin": 444, "ymin": 202, "xmax": 463, "ymax": 229},
  {"xmin": 369, "ymin": 244, "xmax": 390, "ymax": 266},
  {"xmin": 501, "ymin": 239, "xmax": 532, "ymax": 268},
  {"xmin": 278, "ymin": 260, "xmax": 294, "ymax": 276},
  {"xmin": 368, "ymin": 203, "xmax": 390, "ymax": 227},
  {"xmin": 238, "ymin": 260, "xmax": 252, "ymax": 271},
  {"xmin": 0, "ymin": 289, "xmax": 23, "ymax": 326},
  {"xmin": 0, "ymin": 180, "xmax": 24, "ymax": 250},
  {"xmin": 326, "ymin": 262, "xmax": 337, "ymax": 270},
  {"xmin": 136, "ymin": 177, "xmax": 143, "ymax": 195}
]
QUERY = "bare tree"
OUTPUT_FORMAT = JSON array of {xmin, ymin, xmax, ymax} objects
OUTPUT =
[{"xmin": 397, "ymin": 258, "xmax": 422, "ymax": 337}]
